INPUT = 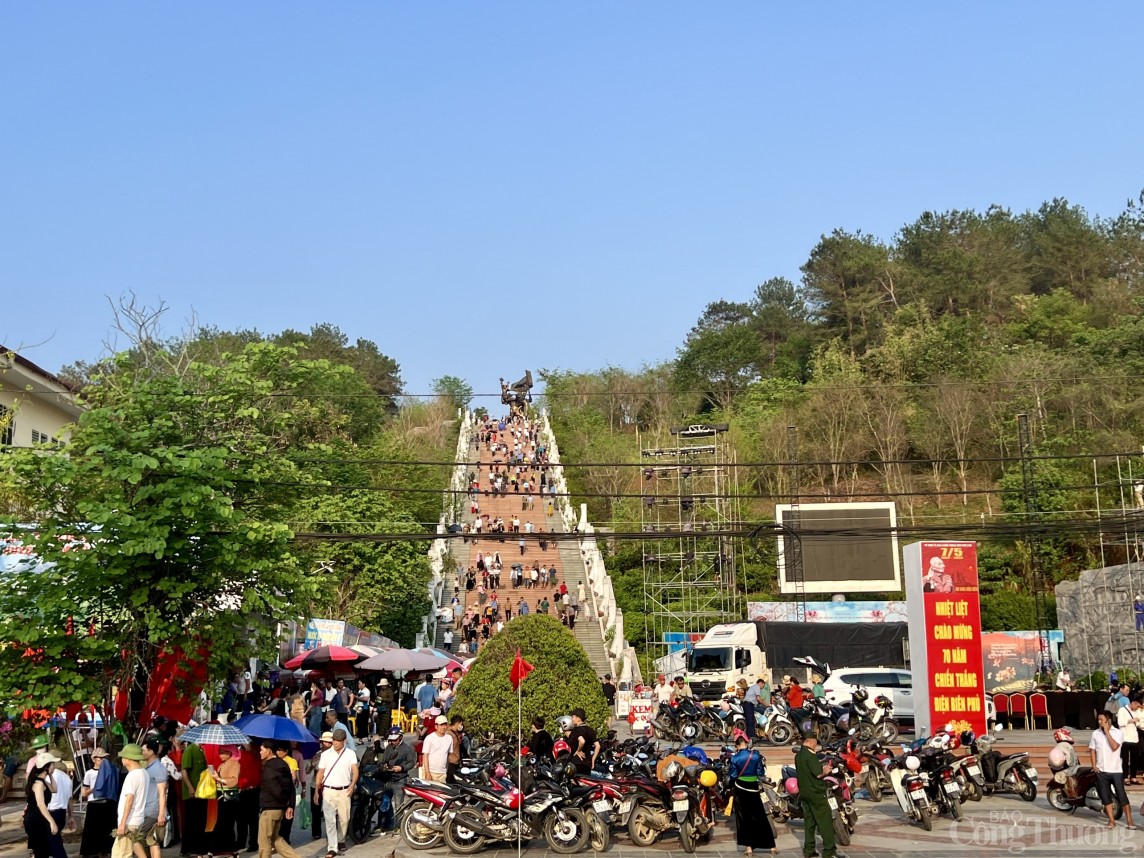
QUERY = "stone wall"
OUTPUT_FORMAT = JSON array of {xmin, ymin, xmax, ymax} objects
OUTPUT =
[{"xmin": 1057, "ymin": 562, "xmax": 1144, "ymax": 677}]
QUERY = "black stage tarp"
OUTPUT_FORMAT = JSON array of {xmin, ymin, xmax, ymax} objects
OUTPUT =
[{"xmin": 754, "ymin": 621, "xmax": 908, "ymax": 674}]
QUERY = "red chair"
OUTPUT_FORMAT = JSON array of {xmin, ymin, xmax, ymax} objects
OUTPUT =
[
  {"xmin": 993, "ymin": 693, "xmax": 1010, "ymax": 728},
  {"xmin": 1008, "ymin": 693, "xmax": 1029, "ymax": 730},
  {"xmin": 1029, "ymin": 692, "xmax": 1051, "ymax": 729}
]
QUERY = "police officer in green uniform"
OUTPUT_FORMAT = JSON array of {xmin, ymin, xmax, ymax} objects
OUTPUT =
[{"xmin": 794, "ymin": 732, "xmax": 845, "ymax": 858}]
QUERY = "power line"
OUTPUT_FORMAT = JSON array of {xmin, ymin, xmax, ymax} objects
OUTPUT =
[{"xmin": 287, "ymin": 511, "xmax": 1144, "ymax": 545}]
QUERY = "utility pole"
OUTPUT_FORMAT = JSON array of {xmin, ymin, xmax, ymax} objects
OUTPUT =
[
  {"xmin": 1017, "ymin": 413, "xmax": 1051, "ymax": 679},
  {"xmin": 787, "ymin": 426, "xmax": 806, "ymax": 623}
]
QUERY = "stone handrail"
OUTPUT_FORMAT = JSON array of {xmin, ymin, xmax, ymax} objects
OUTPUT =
[
  {"xmin": 539, "ymin": 410, "xmax": 643, "ymax": 687},
  {"xmin": 418, "ymin": 408, "xmax": 474, "ymax": 649}
]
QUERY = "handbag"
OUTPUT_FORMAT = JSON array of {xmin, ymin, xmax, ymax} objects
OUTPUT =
[
  {"xmin": 195, "ymin": 773, "xmax": 218, "ymax": 800},
  {"xmin": 112, "ymin": 836, "xmax": 133, "ymax": 858},
  {"xmin": 297, "ymin": 798, "xmax": 312, "ymax": 830}
]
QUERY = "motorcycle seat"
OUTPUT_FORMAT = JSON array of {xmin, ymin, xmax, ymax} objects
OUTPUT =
[{"xmin": 998, "ymin": 752, "xmax": 1029, "ymax": 763}]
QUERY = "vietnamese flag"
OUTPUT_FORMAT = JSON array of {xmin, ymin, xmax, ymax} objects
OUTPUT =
[{"xmin": 509, "ymin": 649, "xmax": 534, "ymax": 691}]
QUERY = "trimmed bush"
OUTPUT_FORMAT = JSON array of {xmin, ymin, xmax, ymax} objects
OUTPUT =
[{"xmin": 450, "ymin": 614, "xmax": 610, "ymax": 735}]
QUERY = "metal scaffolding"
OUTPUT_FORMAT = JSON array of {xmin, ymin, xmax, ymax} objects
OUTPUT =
[{"xmin": 640, "ymin": 422, "xmax": 742, "ymax": 667}]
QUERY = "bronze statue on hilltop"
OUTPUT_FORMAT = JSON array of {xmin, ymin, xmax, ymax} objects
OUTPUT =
[{"xmin": 500, "ymin": 370, "xmax": 533, "ymax": 417}]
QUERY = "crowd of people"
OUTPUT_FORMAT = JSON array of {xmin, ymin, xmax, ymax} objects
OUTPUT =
[{"xmin": 14, "ymin": 664, "xmax": 479, "ymax": 858}]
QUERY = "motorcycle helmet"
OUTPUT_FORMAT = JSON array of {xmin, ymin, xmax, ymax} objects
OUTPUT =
[
  {"xmin": 1054, "ymin": 728, "xmax": 1074, "ymax": 745},
  {"xmin": 960, "ymin": 730, "xmax": 975, "ymax": 746},
  {"xmin": 928, "ymin": 733, "xmax": 950, "ymax": 750},
  {"xmin": 699, "ymin": 769, "xmax": 718, "ymax": 788},
  {"xmin": 664, "ymin": 761, "xmax": 683, "ymax": 780},
  {"xmin": 556, "ymin": 715, "xmax": 574, "ymax": 732},
  {"xmin": 505, "ymin": 788, "xmax": 522, "ymax": 810},
  {"xmin": 681, "ymin": 722, "xmax": 700, "ymax": 742},
  {"xmin": 851, "ymin": 687, "xmax": 869, "ymax": 704},
  {"xmin": 947, "ymin": 734, "xmax": 961, "ymax": 751},
  {"xmin": 387, "ymin": 727, "xmax": 403, "ymax": 742},
  {"xmin": 784, "ymin": 777, "xmax": 800, "ymax": 795},
  {"xmin": 680, "ymin": 746, "xmax": 710, "ymax": 765},
  {"xmin": 976, "ymin": 736, "xmax": 994, "ymax": 753},
  {"xmin": 494, "ymin": 763, "xmax": 508, "ymax": 779},
  {"xmin": 874, "ymin": 694, "xmax": 890, "ymax": 707},
  {"xmin": 905, "ymin": 755, "xmax": 921, "ymax": 772},
  {"xmin": 553, "ymin": 739, "xmax": 571, "ymax": 759}
]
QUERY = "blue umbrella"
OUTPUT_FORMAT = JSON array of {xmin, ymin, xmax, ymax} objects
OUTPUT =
[
  {"xmin": 179, "ymin": 723, "xmax": 249, "ymax": 746},
  {"xmin": 231, "ymin": 714, "xmax": 318, "ymax": 756}
]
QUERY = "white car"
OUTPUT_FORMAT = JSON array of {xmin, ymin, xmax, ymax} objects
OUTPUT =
[
  {"xmin": 822, "ymin": 668, "xmax": 997, "ymax": 730},
  {"xmin": 821, "ymin": 667, "xmax": 915, "ymax": 722}
]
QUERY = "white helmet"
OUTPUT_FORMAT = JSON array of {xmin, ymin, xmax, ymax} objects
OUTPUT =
[
  {"xmin": 681, "ymin": 722, "xmax": 700, "ymax": 741},
  {"xmin": 556, "ymin": 715, "xmax": 574, "ymax": 732},
  {"xmin": 905, "ymin": 755, "xmax": 921, "ymax": 772},
  {"xmin": 928, "ymin": 733, "xmax": 950, "ymax": 750}
]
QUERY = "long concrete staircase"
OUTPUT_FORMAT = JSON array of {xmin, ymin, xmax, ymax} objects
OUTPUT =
[{"xmin": 448, "ymin": 418, "xmax": 612, "ymax": 679}]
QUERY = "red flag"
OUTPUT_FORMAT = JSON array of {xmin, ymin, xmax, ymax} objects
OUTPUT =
[{"xmin": 509, "ymin": 649, "xmax": 534, "ymax": 691}]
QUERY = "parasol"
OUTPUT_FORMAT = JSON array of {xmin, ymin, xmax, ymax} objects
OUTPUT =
[
  {"xmin": 179, "ymin": 723, "xmax": 249, "ymax": 746},
  {"xmin": 283, "ymin": 645, "xmax": 365, "ymax": 671},
  {"xmin": 230, "ymin": 714, "xmax": 318, "ymax": 755},
  {"xmin": 357, "ymin": 648, "xmax": 453, "ymax": 674}
]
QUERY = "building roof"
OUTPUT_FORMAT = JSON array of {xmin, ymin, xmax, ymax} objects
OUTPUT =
[{"xmin": 0, "ymin": 344, "xmax": 78, "ymax": 394}]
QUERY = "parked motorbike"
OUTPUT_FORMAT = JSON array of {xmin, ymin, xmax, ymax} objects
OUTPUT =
[
  {"xmin": 848, "ymin": 687, "xmax": 900, "ymax": 743},
  {"xmin": 888, "ymin": 751, "xmax": 938, "ymax": 831},
  {"xmin": 350, "ymin": 764, "xmax": 391, "ymax": 843},
  {"xmin": 779, "ymin": 754, "xmax": 857, "ymax": 846},
  {"xmin": 972, "ymin": 734, "xmax": 1038, "ymax": 801},
  {"xmin": 442, "ymin": 772, "xmax": 591, "ymax": 855},
  {"xmin": 1046, "ymin": 765, "xmax": 1123, "ymax": 818},
  {"xmin": 661, "ymin": 758, "xmax": 720, "ymax": 853},
  {"xmin": 756, "ymin": 695, "xmax": 797, "ymax": 745}
]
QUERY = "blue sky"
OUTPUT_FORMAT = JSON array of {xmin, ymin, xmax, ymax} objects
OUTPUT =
[{"xmin": 2, "ymin": 3, "xmax": 1141, "ymax": 397}]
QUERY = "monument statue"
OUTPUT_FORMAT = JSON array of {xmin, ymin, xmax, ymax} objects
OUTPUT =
[{"xmin": 499, "ymin": 370, "xmax": 533, "ymax": 417}]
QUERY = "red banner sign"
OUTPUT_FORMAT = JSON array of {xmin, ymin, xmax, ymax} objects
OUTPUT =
[{"xmin": 905, "ymin": 541, "xmax": 987, "ymax": 736}]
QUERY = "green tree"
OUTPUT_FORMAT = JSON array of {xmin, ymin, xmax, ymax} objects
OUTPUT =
[
  {"xmin": 431, "ymin": 375, "xmax": 474, "ymax": 411},
  {"xmin": 450, "ymin": 615, "xmax": 611, "ymax": 734},
  {"xmin": 0, "ymin": 342, "xmax": 344, "ymax": 717},
  {"xmin": 674, "ymin": 303, "xmax": 763, "ymax": 412},
  {"xmin": 296, "ymin": 491, "xmax": 431, "ymax": 647}
]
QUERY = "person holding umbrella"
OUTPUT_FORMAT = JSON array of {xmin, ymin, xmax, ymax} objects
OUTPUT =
[{"xmin": 179, "ymin": 740, "xmax": 210, "ymax": 858}]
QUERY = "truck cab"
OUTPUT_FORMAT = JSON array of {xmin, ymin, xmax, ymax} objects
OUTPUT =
[{"xmin": 684, "ymin": 623, "xmax": 763, "ymax": 701}]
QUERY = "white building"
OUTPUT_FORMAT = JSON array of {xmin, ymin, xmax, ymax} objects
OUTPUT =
[{"xmin": 0, "ymin": 346, "xmax": 82, "ymax": 448}]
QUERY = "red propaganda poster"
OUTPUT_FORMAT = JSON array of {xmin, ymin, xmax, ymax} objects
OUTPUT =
[{"xmin": 903, "ymin": 541, "xmax": 987, "ymax": 736}]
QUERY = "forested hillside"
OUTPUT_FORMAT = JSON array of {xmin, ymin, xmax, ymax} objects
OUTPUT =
[{"xmin": 546, "ymin": 194, "xmax": 1144, "ymax": 634}]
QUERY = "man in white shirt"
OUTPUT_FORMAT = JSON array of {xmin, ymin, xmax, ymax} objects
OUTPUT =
[
  {"xmin": 654, "ymin": 675, "xmax": 674, "ymax": 705},
  {"xmin": 420, "ymin": 716, "xmax": 453, "ymax": 783},
  {"xmin": 317, "ymin": 729, "xmax": 359, "ymax": 858},
  {"xmin": 1090, "ymin": 711, "xmax": 1134, "ymax": 829},
  {"xmin": 49, "ymin": 761, "xmax": 75, "ymax": 849},
  {"xmin": 117, "ymin": 744, "xmax": 156, "ymax": 858}
]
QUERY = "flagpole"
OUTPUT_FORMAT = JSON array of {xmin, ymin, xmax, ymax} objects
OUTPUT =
[{"xmin": 517, "ymin": 676, "xmax": 523, "ymax": 858}]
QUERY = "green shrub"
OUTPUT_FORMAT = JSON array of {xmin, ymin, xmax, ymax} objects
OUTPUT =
[{"xmin": 451, "ymin": 615, "xmax": 610, "ymax": 735}]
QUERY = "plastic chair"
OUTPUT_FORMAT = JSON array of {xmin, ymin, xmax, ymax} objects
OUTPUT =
[
  {"xmin": 1008, "ymin": 693, "xmax": 1028, "ymax": 730},
  {"xmin": 1029, "ymin": 692, "xmax": 1051, "ymax": 729},
  {"xmin": 993, "ymin": 693, "xmax": 1009, "ymax": 728}
]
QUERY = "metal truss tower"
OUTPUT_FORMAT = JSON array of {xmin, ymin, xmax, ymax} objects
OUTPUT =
[{"xmin": 640, "ymin": 422, "xmax": 743, "ymax": 668}]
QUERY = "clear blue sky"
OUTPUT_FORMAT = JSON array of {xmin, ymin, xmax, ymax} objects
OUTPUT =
[{"xmin": 3, "ymin": 3, "xmax": 1141, "ymax": 396}]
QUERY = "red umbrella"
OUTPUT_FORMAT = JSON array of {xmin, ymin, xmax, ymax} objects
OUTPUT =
[{"xmin": 283, "ymin": 645, "xmax": 365, "ymax": 671}]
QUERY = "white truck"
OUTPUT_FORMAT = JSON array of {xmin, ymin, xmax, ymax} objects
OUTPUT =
[{"xmin": 679, "ymin": 620, "xmax": 909, "ymax": 702}]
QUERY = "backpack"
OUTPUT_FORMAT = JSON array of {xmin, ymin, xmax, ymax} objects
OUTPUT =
[{"xmin": 1106, "ymin": 695, "xmax": 1121, "ymax": 715}]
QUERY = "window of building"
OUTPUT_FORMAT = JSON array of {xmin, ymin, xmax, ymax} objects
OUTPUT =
[{"xmin": 0, "ymin": 405, "xmax": 13, "ymax": 447}]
